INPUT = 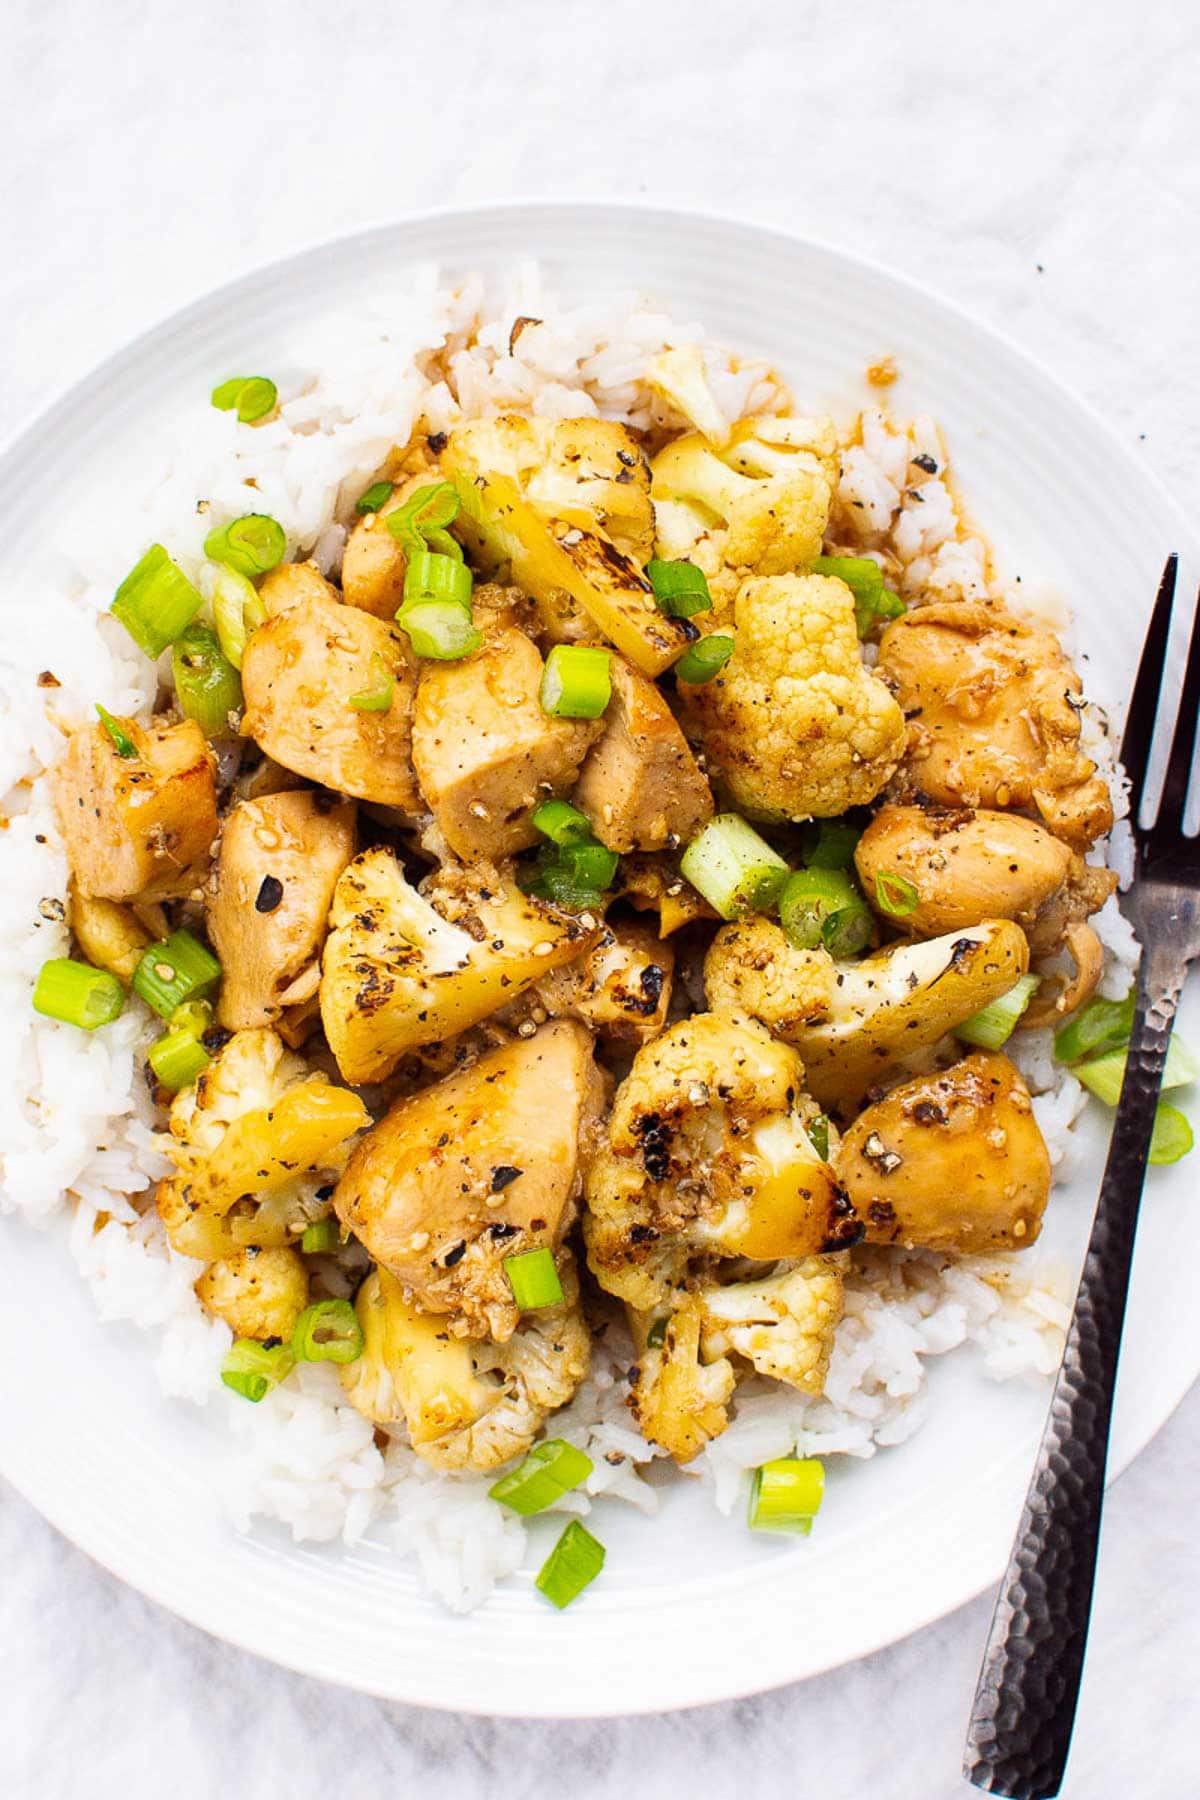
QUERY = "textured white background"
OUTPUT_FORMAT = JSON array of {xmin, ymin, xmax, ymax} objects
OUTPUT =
[{"xmin": 2, "ymin": 3, "xmax": 1198, "ymax": 1796}]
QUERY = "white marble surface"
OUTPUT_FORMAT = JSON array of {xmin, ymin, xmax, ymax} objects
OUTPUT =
[{"xmin": 2, "ymin": 3, "xmax": 1198, "ymax": 1794}]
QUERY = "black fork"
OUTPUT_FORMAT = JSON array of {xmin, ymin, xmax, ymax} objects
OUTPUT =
[{"xmin": 963, "ymin": 554, "xmax": 1200, "ymax": 1797}]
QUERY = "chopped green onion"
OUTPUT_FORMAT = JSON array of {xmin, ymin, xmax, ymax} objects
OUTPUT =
[
  {"xmin": 356, "ymin": 480, "xmax": 394, "ymax": 516},
  {"xmin": 1072, "ymin": 1034, "xmax": 1200, "ymax": 1108},
  {"xmin": 32, "ymin": 958, "xmax": 124, "ymax": 1030},
  {"xmin": 874, "ymin": 869, "xmax": 920, "ymax": 918},
  {"xmin": 808, "ymin": 1116, "xmax": 830, "ymax": 1161},
  {"xmin": 398, "ymin": 600, "xmax": 482, "ymax": 661},
  {"xmin": 1053, "ymin": 992, "xmax": 1135, "ymax": 1065},
  {"xmin": 211, "ymin": 376, "xmax": 277, "ymax": 424},
  {"xmin": 779, "ymin": 868, "xmax": 871, "ymax": 954},
  {"xmin": 387, "ymin": 480, "xmax": 463, "ymax": 559},
  {"xmin": 646, "ymin": 558, "xmax": 713, "ymax": 618},
  {"xmin": 95, "ymin": 704, "xmax": 137, "ymax": 758},
  {"xmin": 202, "ymin": 513, "xmax": 287, "ymax": 578},
  {"xmin": 822, "ymin": 904, "xmax": 874, "ymax": 958},
  {"xmin": 534, "ymin": 1520, "xmax": 606, "ymax": 1609},
  {"xmin": 172, "ymin": 622, "xmax": 243, "ymax": 737},
  {"xmin": 132, "ymin": 930, "xmax": 222, "ymax": 1019},
  {"xmin": 532, "ymin": 799, "xmax": 595, "ymax": 847},
  {"xmin": 803, "ymin": 818, "xmax": 861, "ymax": 870},
  {"xmin": 148, "ymin": 1026, "xmax": 211, "ymax": 1091},
  {"xmin": 503, "ymin": 1247, "xmax": 564, "ymax": 1311},
  {"xmin": 812, "ymin": 555, "xmax": 905, "ymax": 638},
  {"xmin": 300, "ymin": 1218, "xmax": 340, "ymax": 1254},
  {"xmin": 488, "ymin": 1439, "xmax": 594, "ymax": 1515},
  {"xmin": 170, "ymin": 999, "xmax": 214, "ymax": 1038},
  {"xmin": 401, "ymin": 548, "xmax": 474, "ymax": 609},
  {"xmin": 348, "ymin": 652, "xmax": 396, "ymax": 712},
  {"xmin": 681, "ymin": 814, "xmax": 789, "ymax": 920},
  {"xmin": 1150, "ymin": 1102, "xmax": 1194, "ymax": 1166},
  {"xmin": 957, "ymin": 974, "xmax": 1041, "ymax": 1051},
  {"xmin": 291, "ymin": 1298, "xmax": 364, "ymax": 1365},
  {"xmin": 221, "ymin": 1338, "xmax": 294, "ymax": 1403},
  {"xmin": 748, "ymin": 1457, "xmax": 825, "ymax": 1534},
  {"xmin": 520, "ymin": 860, "xmax": 608, "ymax": 912},
  {"xmin": 211, "ymin": 565, "xmax": 266, "ymax": 672},
  {"xmin": 111, "ymin": 545, "xmax": 204, "ymax": 659},
  {"xmin": 539, "ymin": 644, "xmax": 613, "ymax": 719},
  {"xmin": 674, "ymin": 632, "xmax": 735, "ymax": 684},
  {"xmin": 645, "ymin": 1316, "xmax": 668, "ymax": 1349},
  {"xmin": 557, "ymin": 842, "xmax": 620, "ymax": 892}
]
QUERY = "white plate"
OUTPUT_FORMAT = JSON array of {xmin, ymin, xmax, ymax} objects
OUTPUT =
[{"xmin": 1, "ymin": 204, "xmax": 1197, "ymax": 1717}]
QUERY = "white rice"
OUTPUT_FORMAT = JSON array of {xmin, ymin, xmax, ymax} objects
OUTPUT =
[{"xmin": 0, "ymin": 269, "xmax": 1136, "ymax": 1611}]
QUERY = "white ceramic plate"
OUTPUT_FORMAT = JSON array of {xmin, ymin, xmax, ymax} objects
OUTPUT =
[{"xmin": 1, "ymin": 204, "xmax": 1197, "ymax": 1717}]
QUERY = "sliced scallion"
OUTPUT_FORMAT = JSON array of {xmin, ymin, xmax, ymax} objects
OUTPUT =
[
  {"xmin": 811, "ymin": 555, "xmax": 905, "ymax": 638},
  {"xmin": 557, "ymin": 842, "xmax": 619, "ymax": 892},
  {"xmin": 356, "ymin": 480, "xmax": 394, "ymax": 516},
  {"xmin": 531, "ymin": 799, "xmax": 595, "ymax": 847},
  {"xmin": 779, "ymin": 868, "xmax": 872, "ymax": 957},
  {"xmin": 874, "ymin": 869, "xmax": 920, "ymax": 918},
  {"xmin": 956, "ymin": 974, "xmax": 1042, "ymax": 1051},
  {"xmin": 674, "ymin": 632, "xmax": 734, "ymax": 684},
  {"xmin": 211, "ymin": 376, "xmax": 277, "ymax": 424},
  {"xmin": 401, "ymin": 548, "xmax": 474, "ymax": 609},
  {"xmin": 172, "ymin": 621, "xmax": 243, "ymax": 737},
  {"xmin": 221, "ymin": 1338, "xmax": 294, "ymax": 1402},
  {"xmin": 535, "ymin": 1519, "xmax": 606, "ymax": 1609},
  {"xmin": 808, "ymin": 1115, "xmax": 830, "ymax": 1161},
  {"xmin": 1150, "ymin": 1102, "xmax": 1194, "ymax": 1166},
  {"xmin": 646, "ymin": 558, "xmax": 713, "ymax": 618},
  {"xmin": 803, "ymin": 818, "xmax": 861, "ymax": 870},
  {"xmin": 748, "ymin": 1457, "xmax": 825, "ymax": 1534},
  {"xmin": 170, "ymin": 999, "xmax": 214, "ymax": 1038},
  {"xmin": 503, "ymin": 1247, "xmax": 564, "ymax": 1311},
  {"xmin": 203, "ymin": 513, "xmax": 287, "ymax": 578},
  {"xmin": 386, "ymin": 480, "xmax": 463, "ymax": 559},
  {"xmin": 488, "ymin": 1439, "xmax": 594, "ymax": 1516},
  {"xmin": 95, "ymin": 704, "xmax": 137, "ymax": 758},
  {"xmin": 1072, "ymin": 1033, "xmax": 1200, "ymax": 1107},
  {"xmin": 111, "ymin": 545, "xmax": 204, "ymax": 658},
  {"xmin": 132, "ymin": 930, "xmax": 222, "ymax": 1019},
  {"xmin": 32, "ymin": 958, "xmax": 125, "ymax": 1030},
  {"xmin": 681, "ymin": 814, "xmax": 789, "ymax": 921},
  {"xmin": 300, "ymin": 1218, "xmax": 340, "ymax": 1254},
  {"xmin": 291, "ymin": 1298, "xmax": 364, "ymax": 1364},
  {"xmin": 1053, "ymin": 993, "xmax": 1135, "ymax": 1065},
  {"xmin": 520, "ymin": 860, "xmax": 608, "ymax": 912},
  {"xmin": 148, "ymin": 1026, "xmax": 211, "ymax": 1092},
  {"xmin": 539, "ymin": 644, "xmax": 613, "ymax": 719},
  {"xmin": 211, "ymin": 565, "xmax": 266, "ymax": 672},
  {"xmin": 348, "ymin": 652, "xmax": 396, "ymax": 712},
  {"xmin": 398, "ymin": 600, "xmax": 482, "ymax": 661}
]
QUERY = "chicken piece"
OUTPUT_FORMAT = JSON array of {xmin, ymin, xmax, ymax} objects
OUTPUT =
[
  {"xmin": 572, "ymin": 656, "xmax": 714, "ymax": 852},
  {"xmin": 875, "ymin": 601, "xmax": 1114, "ymax": 848},
  {"xmin": 627, "ymin": 1294, "xmax": 736, "ymax": 1464},
  {"xmin": 341, "ymin": 1258, "xmax": 591, "ymax": 1472},
  {"xmin": 698, "ymin": 1258, "xmax": 843, "ymax": 1392},
  {"xmin": 677, "ymin": 574, "xmax": 906, "ymax": 820},
  {"xmin": 334, "ymin": 1021, "xmax": 605, "ymax": 1341},
  {"xmin": 240, "ymin": 589, "xmax": 420, "ymax": 809},
  {"xmin": 854, "ymin": 803, "xmax": 1074, "ymax": 936},
  {"xmin": 68, "ymin": 884, "xmax": 158, "ymax": 983},
  {"xmin": 617, "ymin": 853, "xmax": 718, "ymax": 936},
  {"xmin": 257, "ymin": 560, "xmax": 339, "ymax": 616},
  {"xmin": 156, "ymin": 1027, "xmax": 369, "ymax": 1259},
  {"xmin": 835, "ymin": 1053, "xmax": 1051, "ymax": 1253},
  {"xmin": 584, "ymin": 1011, "xmax": 860, "ymax": 1312},
  {"xmin": 531, "ymin": 916, "xmax": 674, "ymax": 1043},
  {"xmin": 194, "ymin": 1245, "xmax": 308, "ymax": 1340},
  {"xmin": 703, "ymin": 916, "xmax": 836, "ymax": 1036},
  {"xmin": 319, "ymin": 848, "xmax": 597, "ymax": 1084},
  {"xmin": 207, "ymin": 790, "xmax": 356, "ymax": 1029},
  {"xmin": 339, "ymin": 465, "xmax": 446, "ymax": 620},
  {"xmin": 411, "ymin": 624, "xmax": 598, "ymax": 861},
  {"xmin": 49, "ymin": 717, "xmax": 218, "ymax": 903}
]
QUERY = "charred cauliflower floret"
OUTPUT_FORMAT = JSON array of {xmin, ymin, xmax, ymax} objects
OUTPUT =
[
  {"xmin": 697, "ymin": 1258, "xmax": 843, "ymax": 1391},
  {"xmin": 195, "ymin": 1245, "xmax": 309, "ymax": 1340},
  {"xmin": 628, "ymin": 1294, "xmax": 736, "ymax": 1464},
  {"xmin": 703, "ymin": 917, "xmax": 836, "ymax": 1036},
  {"xmin": 584, "ymin": 1011, "xmax": 859, "ymax": 1311},
  {"xmin": 156, "ymin": 1027, "xmax": 369, "ymax": 1259},
  {"xmin": 341, "ymin": 1259, "xmax": 591, "ymax": 1473},
  {"xmin": 677, "ymin": 573, "xmax": 906, "ymax": 820}
]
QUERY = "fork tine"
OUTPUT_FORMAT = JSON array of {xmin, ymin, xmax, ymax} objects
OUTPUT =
[
  {"xmin": 1121, "ymin": 554, "xmax": 1178, "ymax": 821},
  {"xmin": 1157, "ymin": 580, "xmax": 1200, "ymax": 834}
]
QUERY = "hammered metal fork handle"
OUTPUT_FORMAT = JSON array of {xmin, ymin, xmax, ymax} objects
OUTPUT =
[{"xmin": 963, "ymin": 954, "xmax": 1184, "ymax": 1798}]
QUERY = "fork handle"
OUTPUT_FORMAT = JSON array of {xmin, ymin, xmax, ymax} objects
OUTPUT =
[{"xmin": 962, "ymin": 954, "xmax": 1184, "ymax": 1798}]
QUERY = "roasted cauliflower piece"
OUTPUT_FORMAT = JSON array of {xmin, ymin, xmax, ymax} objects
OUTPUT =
[
  {"xmin": 572, "ymin": 655, "xmax": 714, "ymax": 852},
  {"xmin": 875, "ymin": 600, "xmax": 1114, "ymax": 848},
  {"xmin": 703, "ymin": 917, "xmax": 836, "ymax": 1036},
  {"xmin": 531, "ymin": 916, "xmax": 674, "ymax": 1044},
  {"xmin": 319, "ymin": 848, "xmax": 597, "ymax": 1084},
  {"xmin": 207, "ymin": 790, "xmax": 356, "ymax": 1029},
  {"xmin": 50, "ymin": 717, "xmax": 218, "ymax": 903},
  {"xmin": 240, "ymin": 588, "xmax": 420, "ymax": 809},
  {"xmin": 697, "ymin": 1257, "xmax": 843, "ymax": 1392},
  {"xmin": 677, "ymin": 574, "xmax": 906, "ymax": 820},
  {"xmin": 194, "ymin": 1245, "xmax": 309, "ymax": 1340},
  {"xmin": 334, "ymin": 1021, "xmax": 605, "ymax": 1340},
  {"xmin": 342, "ymin": 1258, "xmax": 591, "ymax": 1472},
  {"xmin": 628, "ymin": 1294, "xmax": 736, "ymax": 1464},
  {"xmin": 584, "ymin": 1011, "xmax": 859, "ymax": 1312},
  {"xmin": 835, "ymin": 1053, "xmax": 1051, "ymax": 1253},
  {"xmin": 156, "ymin": 1027, "xmax": 369, "ymax": 1259},
  {"xmin": 442, "ymin": 415, "xmax": 692, "ymax": 676}
]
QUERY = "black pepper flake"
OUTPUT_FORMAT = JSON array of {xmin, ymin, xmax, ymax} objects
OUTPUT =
[
  {"xmin": 911, "ymin": 452, "xmax": 938, "ymax": 474},
  {"xmin": 255, "ymin": 875, "xmax": 284, "ymax": 913},
  {"xmin": 427, "ymin": 430, "xmax": 448, "ymax": 453},
  {"xmin": 488, "ymin": 1220, "xmax": 519, "ymax": 1241},
  {"xmin": 442, "ymin": 1241, "xmax": 467, "ymax": 1267},
  {"xmin": 315, "ymin": 1185, "xmax": 335, "ymax": 1202},
  {"xmin": 490, "ymin": 1164, "xmax": 523, "ymax": 1192}
]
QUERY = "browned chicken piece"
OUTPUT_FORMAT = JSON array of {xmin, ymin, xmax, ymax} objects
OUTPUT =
[
  {"xmin": 340, "ymin": 473, "xmax": 426, "ymax": 620},
  {"xmin": 411, "ymin": 625, "xmax": 599, "ymax": 861},
  {"xmin": 875, "ymin": 601, "xmax": 1113, "ymax": 848},
  {"xmin": 617, "ymin": 852, "xmax": 718, "ymax": 936},
  {"xmin": 573, "ymin": 657, "xmax": 714, "ymax": 852},
  {"xmin": 207, "ymin": 790, "xmax": 357, "ymax": 1029},
  {"xmin": 49, "ymin": 717, "xmax": 218, "ymax": 903},
  {"xmin": 530, "ymin": 916, "xmax": 674, "ymax": 1042},
  {"xmin": 835, "ymin": 1052, "xmax": 1051, "ymax": 1253},
  {"xmin": 334, "ymin": 1020, "xmax": 607, "ymax": 1341},
  {"xmin": 240, "ymin": 589, "xmax": 420, "ymax": 809},
  {"xmin": 258, "ymin": 559, "xmax": 340, "ymax": 616}
]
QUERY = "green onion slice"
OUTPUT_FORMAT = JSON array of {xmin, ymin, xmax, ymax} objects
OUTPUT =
[
  {"xmin": 355, "ymin": 480, "xmax": 394, "ymax": 516},
  {"xmin": 488, "ymin": 1438, "xmax": 594, "ymax": 1516},
  {"xmin": 674, "ymin": 633, "xmax": 735, "ymax": 684},
  {"xmin": 779, "ymin": 868, "xmax": 873, "ymax": 957},
  {"xmin": 95, "ymin": 704, "xmax": 137, "ymax": 758},
  {"xmin": 111, "ymin": 545, "xmax": 204, "ymax": 659},
  {"xmin": 203, "ymin": 513, "xmax": 287, "ymax": 578},
  {"xmin": 957, "ymin": 974, "xmax": 1042, "ymax": 1051},
  {"xmin": 291, "ymin": 1298, "xmax": 364, "ymax": 1365},
  {"xmin": 645, "ymin": 1316, "xmax": 668, "ymax": 1350},
  {"xmin": 170, "ymin": 999, "xmax": 213, "ymax": 1038},
  {"xmin": 748, "ymin": 1457, "xmax": 825, "ymax": 1534},
  {"xmin": 172, "ymin": 622, "xmax": 243, "ymax": 737},
  {"xmin": 1150, "ymin": 1102, "xmax": 1194, "ymax": 1166},
  {"xmin": 503, "ymin": 1248, "xmax": 564, "ymax": 1311},
  {"xmin": 681, "ymin": 813, "xmax": 789, "ymax": 921},
  {"xmin": 348, "ymin": 652, "xmax": 396, "ymax": 712},
  {"xmin": 211, "ymin": 565, "xmax": 266, "ymax": 672},
  {"xmin": 531, "ymin": 799, "xmax": 595, "ymax": 847},
  {"xmin": 402, "ymin": 548, "xmax": 474, "ymax": 609},
  {"xmin": 539, "ymin": 644, "xmax": 613, "ymax": 719},
  {"xmin": 211, "ymin": 376, "xmax": 277, "ymax": 424},
  {"xmin": 148, "ymin": 1026, "xmax": 211, "ymax": 1092},
  {"xmin": 221, "ymin": 1338, "xmax": 295, "ymax": 1403},
  {"xmin": 32, "ymin": 958, "xmax": 125, "ymax": 1031},
  {"xmin": 387, "ymin": 481, "xmax": 463, "ymax": 560},
  {"xmin": 1053, "ymin": 992, "xmax": 1136, "ymax": 1065},
  {"xmin": 557, "ymin": 842, "xmax": 619, "ymax": 892},
  {"xmin": 646, "ymin": 558, "xmax": 713, "ymax": 618},
  {"xmin": 1073, "ymin": 1033, "xmax": 1200, "ymax": 1108},
  {"xmin": 811, "ymin": 555, "xmax": 905, "ymax": 638},
  {"xmin": 520, "ymin": 861, "xmax": 607, "ymax": 913},
  {"xmin": 874, "ymin": 869, "xmax": 920, "ymax": 917},
  {"xmin": 803, "ymin": 818, "xmax": 861, "ymax": 870},
  {"xmin": 132, "ymin": 930, "xmax": 222, "ymax": 1019},
  {"xmin": 398, "ymin": 600, "xmax": 482, "ymax": 661},
  {"xmin": 808, "ymin": 1115, "xmax": 830, "ymax": 1161},
  {"xmin": 535, "ymin": 1520, "xmax": 606, "ymax": 1610},
  {"xmin": 300, "ymin": 1218, "xmax": 340, "ymax": 1254}
]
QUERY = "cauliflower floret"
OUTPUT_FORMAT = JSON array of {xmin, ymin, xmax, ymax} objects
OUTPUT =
[
  {"xmin": 194, "ymin": 1246, "xmax": 309, "ymax": 1341},
  {"xmin": 697, "ymin": 1258, "xmax": 843, "ymax": 1392},
  {"xmin": 583, "ymin": 1011, "xmax": 859, "ymax": 1311},
  {"xmin": 703, "ymin": 917, "xmax": 836, "ymax": 1036},
  {"xmin": 678, "ymin": 573, "xmax": 906, "ymax": 820},
  {"xmin": 342, "ymin": 1258, "xmax": 591, "ymax": 1473},
  {"xmin": 628, "ymin": 1295, "xmax": 736, "ymax": 1464}
]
